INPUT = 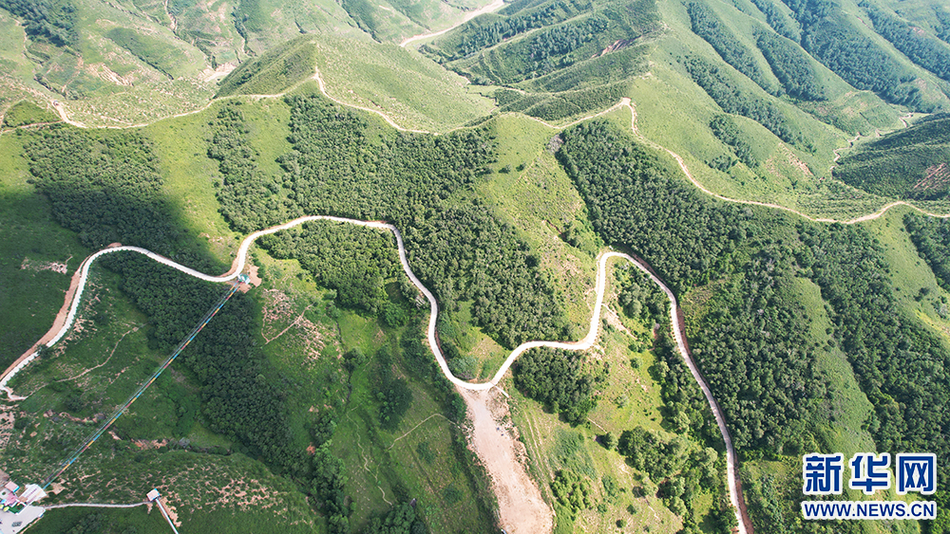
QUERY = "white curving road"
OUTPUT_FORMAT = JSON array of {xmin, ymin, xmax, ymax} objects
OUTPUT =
[{"xmin": 2, "ymin": 214, "xmax": 749, "ymax": 532}]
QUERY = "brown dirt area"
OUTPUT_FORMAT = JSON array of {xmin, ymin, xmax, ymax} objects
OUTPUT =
[{"xmin": 459, "ymin": 387, "xmax": 553, "ymax": 534}]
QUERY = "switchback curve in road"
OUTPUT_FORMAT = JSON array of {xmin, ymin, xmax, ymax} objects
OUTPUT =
[{"xmin": 2, "ymin": 214, "xmax": 750, "ymax": 532}]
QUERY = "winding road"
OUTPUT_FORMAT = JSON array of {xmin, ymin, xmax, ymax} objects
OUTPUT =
[{"xmin": 0, "ymin": 213, "xmax": 751, "ymax": 533}]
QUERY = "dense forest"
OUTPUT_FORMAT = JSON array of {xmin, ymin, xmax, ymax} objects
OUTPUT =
[
  {"xmin": 749, "ymin": 0, "xmax": 800, "ymax": 41},
  {"xmin": 556, "ymin": 120, "xmax": 827, "ymax": 453},
  {"xmin": 687, "ymin": 2, "xmax": 776, "ymax": 95},
  {"xmin": 512, "ymin": 347, "xmax": 606, "ymax": 424},
  {"xmin": 429, "ymin": 0, "xmax": 659, "ymax": 86},
  {"xmin": 440, "ymin": 0, "xmax": 590, "ymax": 59},
  {"xmin": 864, "ymin": 4, "xmax": 950, "ymax": 83},
  {"xmin": 905, "ymin": 213, "xmax": 950, "ymax": 292},
  {"xmin": 260, "ymin": 223, "xmax": 404, "ymax": 315},
  {"xmin": 24, "ymin": 128, "xmax": 182, "ymax": 257},
  {"xmin": 0, "ymin": 0, "xmax": 77, "ymax": 46},
  {"xmin": 778, "ymin": 0, "xmax": 927, "ymax": 110},
  {"xmin": 557, "ymin": 118, "xmax": 950, "ymax": 526},
  {"xmin": 799, "ymin": 223, "xmax": 950, "ymax": 513},
  {"xmin": 209, "ymin": 98, "xmax": 568, "ymax": 349},
  {"xmin": 754, "ymin": 30, "xmax": 825, "ymax": 101},
  {"xmin": 684, "ymin": 56, "xmax": 801, "ymax": 146}
]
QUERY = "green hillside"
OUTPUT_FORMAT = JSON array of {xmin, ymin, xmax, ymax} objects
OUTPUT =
[
  {"xmin": 835, "ymin": 114, "xmax": 950, "ymax": 199},
  {"xmin": 7, "ymin": 0, "xmax": 950, "ymax": 532}
]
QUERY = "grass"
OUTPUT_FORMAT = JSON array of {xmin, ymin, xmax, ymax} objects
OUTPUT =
[
  {"xmin": 0, "ymin": 134, "xmax": 88, "ymax": 370},
  {"xmin": 506, "ymin": 261, "xmax": 727, "ymax": 533},
  {"xmin": 864, "ymin": 205, "xmax": 950, "ymax": 346},
  {"xmin": 142, "ymin": 97, "xmax": 292, "ymax": 267},
  {"xmin": 0, "ymin": 266, "xmax": 318, "ymax": 534},
  {"xmin": 28, "ymin": 505, "xmax": 171, "ymax": 534},
  {"xmin": 482, "ymin": 114, "xmax": 600, "ymax": 330},
  {"xmin": 303, "ymin": 35, "xmax": 496, "ymax": 132},
  {"xmin": 249, "ymin": 243, "xmax": 497, "ymax": 532}
]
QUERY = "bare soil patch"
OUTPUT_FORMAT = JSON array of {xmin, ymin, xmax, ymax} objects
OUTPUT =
[{"xmin": 459, "ymin": 387, "xmax": 553, "ymax": 534}]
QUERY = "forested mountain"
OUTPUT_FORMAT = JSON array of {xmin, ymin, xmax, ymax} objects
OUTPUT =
[
  {"xmin": 7, "ymin": 0, "xmax": 950, "ymax": 532},
  {"xmin": 835, "ymin": 114, "xmax": 950, "ymax": 199}
]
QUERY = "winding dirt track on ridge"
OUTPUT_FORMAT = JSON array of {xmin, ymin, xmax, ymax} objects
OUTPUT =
[
  {"xmin": 621, "ymin": 99, "xmax": 950, "ymax": 224},
  {"xmin": 399, "ymin": 0, "xmax": 506, "ymax": 48}
]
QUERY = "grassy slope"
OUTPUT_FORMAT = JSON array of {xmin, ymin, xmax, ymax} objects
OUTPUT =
[
  {"xmin": 509, "ymin": 265, "xmax": 722, "ymax": 534},
  {"xmin": 251, "ymin": 249, "xmax": 496, "ymax": 533},
  {"xmin": 0, "ymin": 133, "xmax": 88, "ymax": 370},
  {"xmin": 218, "ymin": 35, "xmax": 496, "ymax": 132}
]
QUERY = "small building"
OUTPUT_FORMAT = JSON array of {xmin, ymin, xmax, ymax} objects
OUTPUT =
[
  {"xmin": 147, "ymin": 489, "xmax": 161, "ymax": 502},
  {"xmin": 19, "ymin": 486, "xmax": 45, "ymax": 505}
]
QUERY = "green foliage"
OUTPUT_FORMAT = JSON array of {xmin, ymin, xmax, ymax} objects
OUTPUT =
[
  {"xmin": 557, "ymin": 120, "xmax": 829, "ymax": 453},
  {"xmin": 684, "ymin": 56, "xmax": 801, "ymax": 146},
  {"xmin": 441, "ymin": 0, "xmax": 591, "ymax": 59},
  {"xmin": 23, "ymin": 128, "xmax": 180, "ymax": 254},
  {"xmin": 362, "ymin": 501, "xmax": 419, "ymax": 534},
  {"xmin": 432, "ymin": 0, "xmax": 659, "ymax": 86},
  {"xmin": 208, "ymin": 96, "xmax": 567, "ymax": 349},
  {"xmin": 2, "ymin": 100, "xmax": 60, "ymax": 127},
  {"xmin": 755, "ymin": 30, "xmax": 825, "ymax": 101},
  {"xmin": 617, "ymin": 424, "xmax": 723, "ymax": 525},
  {"xmin": 749, "ymin": 0, "xmax": 800, "ymax": 41},
  {"xmin": 550, "ymin": 469, "xmax": 592, "ymax": 518},
  {"xmin": 834, "ymin": 114, "xmax": 950, "ymax": 200},
  {"xmin": 479, "ymin": 14, "xmax": 610, "ymax": 84},
  {"xmin": 0, "ymin": 0, "xmax": 77, "ymax": 46},
  {"xmin": 261, "ymin": 223, "xmax": 401, "ymax": 315},
  {"xmin": 864, "ymin": 3, "xmax": 950, "ymax": 83},
  {"xmin": 906, "ymin": 213, "xmax": 950, "ymax": 292},
  {"xmin": 780, "ymin": 0, "xmax": 928, "ymax": 110},
  {"xmin": 376, "ymin": 348, "xmax": 413, "ymax": 430},
  {"xmin": 500, "ymin": 82, "xmax": 630, "ymax": 122},
  {"xmin": 709, "ymin": 114, "xmax": 757, "ymax": 168},
  {"xmin": 312, "ymin": 441, "xmax": 349, "ymax": 532},
  {"xmin": 616, "ymin": 265, "xmax": 667, "ymax": 325},
  {"xmin": 105, "ymin": 254, "xmax": 304, "ymax": 474},
  {"xmin": 690, "ymin": 244, "xmax": 823, "ymax": 452},
  {"xmin": 745, "ymin": 473, "xmax": 790, "ymax": 533},
  {"xmin": 216, "ymin": 36, "xmax": 320, "ymax": 97},
  {"xmin": 687, "ymin": 2, "xmax": 775, "ymax": 94},
  {"xmin": 557, "ymin": 120, "xmax": 747, "ymax": 294},
  {"xmin": 513, "ymin": 347, "xmax": 606, "ymax": 424},
  {"xmin": 799, "ymin": 223, "xmax": 950, "ymax": 496}
]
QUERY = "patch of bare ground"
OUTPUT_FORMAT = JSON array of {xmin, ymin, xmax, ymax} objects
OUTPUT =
[
  {"xmin": 260, "ymin": 289, "xmax": 338, "ymax": 358},
  {"xmin": 914, "ymin": 163, "xmax": 950, "ymax": 193},
  {"xmin": 0, "ymin": 409, "xmax": 15, "ymax": 451},
  {"xmin": 459, "ymin": 387, "xmax": 553, "ymax": 534},
  {"xmin": 20, "ymin": 256, "xmax": 71, "ymax": 274}
]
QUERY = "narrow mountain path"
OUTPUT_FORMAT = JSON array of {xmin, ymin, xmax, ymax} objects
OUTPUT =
[{"xmin": 399, "ymin": 0, "xmax": 507, "ymax": 48}]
